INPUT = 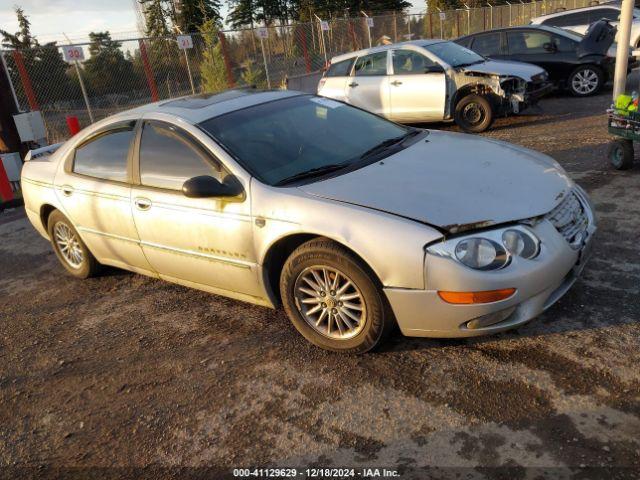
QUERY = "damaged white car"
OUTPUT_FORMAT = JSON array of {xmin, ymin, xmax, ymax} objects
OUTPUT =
[{"xmin": 318, "ymin": 39, "xmax": 553, "ymax": 132}]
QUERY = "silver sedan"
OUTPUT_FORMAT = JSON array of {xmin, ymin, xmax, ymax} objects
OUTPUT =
[{"xmin": 21, "ymin": 90, "xmax": 595, "ymax": 353}]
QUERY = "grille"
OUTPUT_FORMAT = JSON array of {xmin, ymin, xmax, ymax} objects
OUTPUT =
[{"xmin": 546, "ymin": 190, "xmax": 589, "ymax": 246}]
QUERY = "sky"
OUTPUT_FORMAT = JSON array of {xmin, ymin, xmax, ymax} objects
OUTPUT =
[{"xmin": 0, "ymin": 0, "xmax": 425, "ymax": 44}]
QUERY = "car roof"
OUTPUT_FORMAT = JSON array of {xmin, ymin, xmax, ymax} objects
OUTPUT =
[
  {"xmin": 457, "ymin": 23, "xmax": 580, "ymax": 39},
  {"xmin": 329, "ymin": 39, "xmax": 445, "ymax": 63},
  {"xmin": 110, "ymin": 89, "xmax": 303, "ymax": 124},
  {"xmin": 531, "ymin": 3, "xmax": 620, "ymax": 22}
]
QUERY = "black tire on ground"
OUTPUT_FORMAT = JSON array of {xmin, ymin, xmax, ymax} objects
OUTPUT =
[
  {"xmin": 279, "ymin": 238, "xmax": 394, "ymax": 353},
  {"xmin": 454, "ymin": 94, "xmax": 494, "ymax": 133},
  {"xmin": 47, "ymin": 209, "xmax": 100, "ymax": 279},
  {"xmin": 568, "ymin": 65, "xmax": 603, "ymax": 97},
  {"xmin": 608, "ymin": 139, "xmax": 634, "ymax": 170}
]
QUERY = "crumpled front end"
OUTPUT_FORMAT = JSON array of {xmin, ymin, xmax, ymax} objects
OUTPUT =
[{"xmin": 452, "ymin": 69, "xmax": 553, "ymax": 116}]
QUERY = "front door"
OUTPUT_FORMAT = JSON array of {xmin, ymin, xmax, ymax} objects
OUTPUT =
[
  {"xmin": 130, "ymin": 120, "xmax": 261, "ymax": 299},
  {"xmin": 388, "ymin": 49, "xmax": 446, "ymax": 122},
  {"xmin": 54, "ymin": 121, "xmax": 152, "ymax": 273},
  {"xmin": 345, "ymin": 51, "xmax": 391, "ymax": 117}
]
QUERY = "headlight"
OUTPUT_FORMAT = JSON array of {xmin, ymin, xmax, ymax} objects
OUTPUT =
[
  {"xmin": 454, "ymin": 238, "xmax": 508, "ymax": 270},
  {"xmin": 502, "ymin": 229, "xmax": 539, "ymax": 259}
]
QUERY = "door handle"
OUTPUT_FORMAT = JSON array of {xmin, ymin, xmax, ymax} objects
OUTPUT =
[
  {"xmin": 61, "ymin": 185, "xmax": 74, "ymax": 197},
  {"xmin": 348, "ymin": 82, "xmax": 359, "ymax": 88},
  {"xmin": 134, "ymin": 197, "xmax": 152, "ymax": 211},
  {"xmin": 390, "ymin": 80, "xmax": 403, "ymax": 86}
]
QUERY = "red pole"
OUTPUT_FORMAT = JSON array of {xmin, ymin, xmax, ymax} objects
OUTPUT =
[
  {"xmin": 139, "ymin": 40, "xmax": 159, "ymax": 102},
  {"xmin": 0, "ymin": 161, "xmax": 14, "ymax": 202},
  {"xmin": 217, "ymin": 32, "xmax": 235, "ymax": 88},
  {"xmin": 12, "ymin": 50, "xmax": 39, "ymax": 111},
  {"xmin": 429, "ymin": 13, "xmax": 433, "ymax": 38},
  {"xmin": 297, "ymin": 26, "xmax": 312, "ymax": 73},
  {"xmin": 456, "ymin": 11, "xmax": 460, "ymax": 38},
  {"xmin": 66, "ymin": 115, "xmax": 81, "ymax": 135}
]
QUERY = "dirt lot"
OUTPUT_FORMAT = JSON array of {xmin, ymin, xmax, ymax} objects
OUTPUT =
[{"xmin": 1, "ymin": 91, "xmax": 639, "ymax": 479}]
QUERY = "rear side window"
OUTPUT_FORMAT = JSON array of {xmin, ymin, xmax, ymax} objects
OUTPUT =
[
  {"xmin": 471, "ymin": 33, "xmax": 502, "ymax": 56},
  {"xmin": 73, "ymin": 124, "xmax": 134, "ymax": 182},
  {"xmin": 591, "ymin": 8, "xmax": 620, "ymax": 21},
  {"xmin": 507, "ymin": 31, "xmax": 553, "ymax": 54},
  {"xmin": 139, "ymin": 122, "xmax": 223, "ymax": 190},
  {"xmin": 541, "ymin": 11, "xmax": 591, "ymax": 27},
  {"xmin": 354, "ymin": 52, "xmax": 388, "ymax": 76},
  {"xmin": 326, "ymin": 58, "xmax": 354, "ymax": 77}
]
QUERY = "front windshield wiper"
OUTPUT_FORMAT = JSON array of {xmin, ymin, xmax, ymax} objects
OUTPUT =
[
  {"xmin": 275, "ymin": 163, "xmax": 349, "ymax": 186},
  {"xmin": 456, "ymin": 59, "xmax": 485, "ymax": 67},
  {"xmin": 358, "ymin": 129, "xmax": 422, "ymax": 161}
]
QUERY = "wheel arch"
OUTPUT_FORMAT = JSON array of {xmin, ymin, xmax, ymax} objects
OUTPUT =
[
  {"xmin": 39, "ymin": 204, "xmax": 57, "ymax": 237},
  {"xmin": 261, "ymin": 233, "xmax": 383, "ymax": 306},
  {"xmin": 450, "ymin": 83, "xmax": 497, "ymax": 113}
]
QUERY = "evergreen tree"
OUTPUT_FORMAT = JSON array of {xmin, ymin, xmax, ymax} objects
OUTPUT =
[
  {"xmin": 199, "ymin": 20, "xmax": 228, "ymax": 93},
  {"xmin": 240, "ymin": 59, "xmax": 266, "ymax": 87},
  {"xmin": 176, "ymin": 0, "xmax": 223, "ymax": 33},
  {"xmin": 139, "ymin": 0, "xmax": 174, "ymax": 36}
]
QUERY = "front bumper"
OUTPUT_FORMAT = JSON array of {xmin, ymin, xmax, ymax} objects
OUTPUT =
[{"xmin": 385, "ymin": 204, "xmax": 596, "ymax": 338}]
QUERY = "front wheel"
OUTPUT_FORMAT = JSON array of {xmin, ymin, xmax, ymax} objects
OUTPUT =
[
  {"xmin": 47, "ymin": 210, "xmax": 100, "ymax": 279},
  {"xmin": 280, "ymin": 238, "xmax": 393, "ymax": 353},
  {"xmin": 568, "ymin": 65, "xmax": 603, "ymax": 97},
  {"xmin": 454, "ymin": 94, "xmax": 494, "ymax": 133}
]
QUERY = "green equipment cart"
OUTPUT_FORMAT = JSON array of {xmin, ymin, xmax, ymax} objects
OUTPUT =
[{"xmin": 608, "ymin": 109, "xmax": 638, "ymax": 170}]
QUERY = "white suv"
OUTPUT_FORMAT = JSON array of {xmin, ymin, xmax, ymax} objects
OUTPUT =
[{"xmin": 531, "ymin": 4, "xmax": 640, "ymax": 46}]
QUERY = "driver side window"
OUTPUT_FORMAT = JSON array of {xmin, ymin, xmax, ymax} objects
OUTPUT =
[
  {"xmin": 139, "ymin": 121, "xmax": 224, "ymax": 190},
  {"xmin": 391, "ymin": 50, "xmax": 436, "ymax": 74}
]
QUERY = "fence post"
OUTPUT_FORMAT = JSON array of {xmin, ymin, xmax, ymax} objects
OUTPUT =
[
  {"xmin": 348, "ymin": 20, "xmax": 358, "ymax": 51},
  {"xmin": 297, "ymin": 26, "xmax": 312, "ymax": 73},
  {"xmin": 138, "ymin": 40, "xmax": 158, "ymax": 102},
  {"xmin": 259, "ymin": 36, "xmax": 271, "ymax": 89},
  {"xmin": 217, "ymin": 32, "xmax": 236, "ymax": 88},
  {"xmin": 429, "ymin": 12, "xmax": 433, "ymax": 38},
  {"xmin": 12, "ymin": 50, "xmax": 39, "ymax": 111},
  {"xmin": 1, "ymin": 51, "xmax": 21, "ymax": 112}
]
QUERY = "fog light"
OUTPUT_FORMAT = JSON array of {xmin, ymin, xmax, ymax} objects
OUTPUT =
[{"xmin": 466, "ymin": 307, "xmax": 516, "ymax": 329}]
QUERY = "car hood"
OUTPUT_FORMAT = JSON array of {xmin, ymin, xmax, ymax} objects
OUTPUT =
[
  {"xmin": 577, "ymin": 19, "xmax": 617, "ymax": 57},
  {"xmin": 460, "ymin": 59, "xmax": 546, "ymax": 81},
  {"xmin": 298, "ymin": 130, "xmax": 573, "ymax": 233}
]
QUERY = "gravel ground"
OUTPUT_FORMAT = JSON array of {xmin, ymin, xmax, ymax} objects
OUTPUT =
[{"xmin": 1, "ymin": 91, "xmax": 639, "ymax": 480}]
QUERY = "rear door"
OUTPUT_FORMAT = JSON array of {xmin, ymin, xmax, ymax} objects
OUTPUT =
[
  {"xmin": 345, "ymin": 51, "xmax": 391, "ymax": 117},
  {"xmin": 388, "ymin": 48, "xmax": 446, "ymax": 122},
  {"xmin": 317, "ymin": 58, "xmax": 355, "ymax": 102},
  {"xmin": 54, "ymin": 121, "xmax": 152, "ymax": 273}
]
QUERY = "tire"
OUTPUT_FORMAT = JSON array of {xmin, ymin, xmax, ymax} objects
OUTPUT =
[
  {"xmin": 47, "ymin": 209, "xmax": 100, "ymax": 279},
  {"xmin": 454, "ymin": 94, "xmax": 494, "ymax": 133},
  {"xmin": 608, "ymin": 139, "xmax": 634, "ymax": 170},
  {"xmin": 568, "ymin": 65, "xmax": 603, "ymax": 97},
  {"xmin": 280, "ymin": 238, "xmax": 394, "ymax": 353}
]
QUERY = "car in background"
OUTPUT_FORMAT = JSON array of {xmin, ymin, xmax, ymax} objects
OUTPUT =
[
  {"xmin": 456, "ymin": 22, "xmax": 621, "ymax": 96},
  {"xmin": 530, "ymin": 3, "xmax": 640, "ymax": 47},
  {"xmin": 317, "ymin": 39, "xmax": 551, "ymax": 132},
  {"xmin": 21, "ymin": 90, "xmax": 595, "ymax": 353}
]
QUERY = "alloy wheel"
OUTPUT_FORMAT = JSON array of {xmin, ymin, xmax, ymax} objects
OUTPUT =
[
  {"xmin": 572, "ymin": 69, "xmax": 599, "ymax": 95},
  {"xmin": 293, "ymin": 265, "xmax": 366, "ymax": 340},
  {"xmin": 53, "ymin": 221, "xmax": 84, "ymax": 269}
]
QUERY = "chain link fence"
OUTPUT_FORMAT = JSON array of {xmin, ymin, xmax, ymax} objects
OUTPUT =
[{"xmin": 2, "ymin": 0, "xmax": 596, "ymax": 144}]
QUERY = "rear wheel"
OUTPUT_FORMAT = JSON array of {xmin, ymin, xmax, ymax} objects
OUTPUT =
[
  {"xmin": 280, "ymin": 238, "xmax": 393, "ymax": 353},
  {"xmin": 47, "ymin": 210, "xmax": 100, "ymax": 278},
  {"xmin": 608, "ymin": 139, "xmax": 634, "ymax": 170},
  {"xmin": 568, "ymin": 65, "xmax": 603, "ymax": 97},
  {"xmin": 454, "ymin": 94, "xmax": 494, "ymax": 133}
]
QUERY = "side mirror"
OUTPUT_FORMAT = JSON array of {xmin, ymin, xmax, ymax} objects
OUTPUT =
[
  {"xmin": 543, "ymin": 42, "xmax": 557, "ymax": 53},
  {"xmin": 425, "ymin": 64, "xmax": 445, "ymax": 73},
  {"xmin": 182, "ymin": 175, "xmax": 243, "ymax": 198}
]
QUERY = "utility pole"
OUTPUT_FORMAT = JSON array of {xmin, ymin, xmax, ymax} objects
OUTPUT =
[{"xmin": 0, "ymin": 52, "xmax": 24, "ymax": 156}]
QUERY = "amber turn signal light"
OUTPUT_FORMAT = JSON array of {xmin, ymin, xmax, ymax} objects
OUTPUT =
[{"xmin": 437, "ymin": 288, "xmax": 516, "ymax": 304}]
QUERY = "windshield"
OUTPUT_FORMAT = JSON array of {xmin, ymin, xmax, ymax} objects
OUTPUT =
[
  {"xmin": 424, "ymin": 41, "xmax": 485, "ymax": 67},
  {"xmin": 199, "ymin": 95, "xmax": 410, "ymax": 186}
]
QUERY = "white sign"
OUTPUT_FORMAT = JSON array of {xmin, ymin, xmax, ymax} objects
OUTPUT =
[
  {"xmin": 61, "ymin": 45, "xmax": 84, "ymax": 62},
  {"xmin": 320, "ymin": 20, "xmax": 330, "ymax": 31},
  {"xmin": 176, "ymin": 35, "xmax": 193, "ymax": 49},
  {"xmin": 439, "ymin": 12, "xmax": 446, "ymax": 20},
  {"xmin": 256, "ymin": 27, "xmax": 269, "ymax": 39},
  {"xmin": 366, "ymin": 17, "xmax": 374, "ymax": 28}
]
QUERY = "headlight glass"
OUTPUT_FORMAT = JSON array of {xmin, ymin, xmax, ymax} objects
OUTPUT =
[
  {"xmin": 454, "ymin": 238, "xmax": 508, "ymax": 270},
  {"xmin": 502, "ymin": 229, "xmax": 539, "ymax": 259}
]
